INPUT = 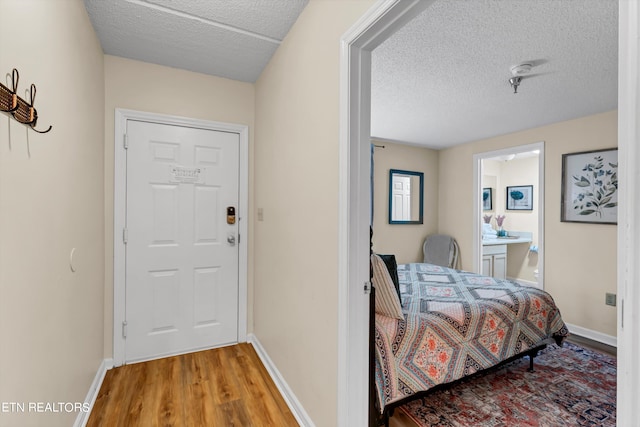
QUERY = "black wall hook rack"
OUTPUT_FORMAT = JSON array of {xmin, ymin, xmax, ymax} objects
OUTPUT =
[{"xmin": 0, "ymin": 68, "xmax": 52, "ymax": 134}]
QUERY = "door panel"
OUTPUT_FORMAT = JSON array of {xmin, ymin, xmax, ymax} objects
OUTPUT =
[
  {"xmin": 125, "ymin": 120, "xmax": 239, "ymax": 362},
  {"xmin": 392, "ymin": 175, "xmax": 411, "ymax": 221}
]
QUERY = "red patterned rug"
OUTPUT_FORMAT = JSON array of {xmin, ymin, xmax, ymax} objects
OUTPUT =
[{"xmin": 398, "ymin": 341, "xmax": 616, "ymax": 426}]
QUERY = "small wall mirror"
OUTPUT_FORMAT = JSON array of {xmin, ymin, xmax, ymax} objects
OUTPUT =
[{"xmin": 389, "ymin": 169, "xmax": 424, "ymax": 224}]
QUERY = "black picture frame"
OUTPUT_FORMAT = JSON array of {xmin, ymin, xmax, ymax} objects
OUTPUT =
[
  {"xmin": 482, "ymin": 188, "xmax": 492, "ymax": 211},
  {"xmin": 561, "ymin": 148, "xmax": 618, "ymax": 224},
  {"xmin": 506, "ymin": 185, "xmax": 533, "ymax": 210}
]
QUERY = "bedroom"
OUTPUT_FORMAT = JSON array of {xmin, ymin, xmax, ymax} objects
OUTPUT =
[
  {"xmin": 370, "ymin": 0, "xmax": 617, "ymax": 351},
  {"xmin": 367, "ymin": 0, "xmax": 618, "ymax": 424},
  {"xmin": 370, "ymin": 114, "xmax": 617, "ymax": 344},
  {"xmin": 369, "ymin": 115, "xmax": 616, "ymax": 424}
]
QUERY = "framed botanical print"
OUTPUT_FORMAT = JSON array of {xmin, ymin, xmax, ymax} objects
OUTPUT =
[
  {"xmin": 506, "ymin": 185, "xmax": 533, "ymax": 210},
  {"xmin": 482, "ymin": 188, "xmax": 492, "ymax": 211},
  {"xmin": 561, "ymin": 148, "xmax": 618, "ymax": 224}
]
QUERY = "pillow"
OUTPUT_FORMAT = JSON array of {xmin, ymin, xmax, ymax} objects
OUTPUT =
[
  {"xmin": 371, "ymin": 254, "xmax": 404, "ymax": 320},
  {"xmin": 378, "ymin": 254, "xmax": 400, "ymax": 299}
]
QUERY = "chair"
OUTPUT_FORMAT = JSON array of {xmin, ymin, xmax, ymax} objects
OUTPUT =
[{"xmin": 423, "ymin": 234, "xmax": 460, "ymax": 269}]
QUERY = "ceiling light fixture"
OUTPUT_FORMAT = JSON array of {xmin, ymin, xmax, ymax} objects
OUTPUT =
[
  {"xmin": 509, "ymin": 63, "xmax": 533, "ymax": 94},
  {"xmin": 509, "ymin": 76, "xmax": 522, "ymax": 94}
]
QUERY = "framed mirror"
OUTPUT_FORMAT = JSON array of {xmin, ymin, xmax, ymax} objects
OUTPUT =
[{"xmin": 389, "ymin": 169, "xmax": 424, "ymax": 224}]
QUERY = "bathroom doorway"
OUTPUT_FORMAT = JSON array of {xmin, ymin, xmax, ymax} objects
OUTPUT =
[{"xmin": 472, "ymin": 141, "xmax": 544, "ymax": 289}]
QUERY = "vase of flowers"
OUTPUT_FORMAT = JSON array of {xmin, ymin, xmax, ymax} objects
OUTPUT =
[
  {"xmin": 481, "ymin": 214, "xmax": 495, "ymax": 237},
  {"xmin": 496, "ymin": 214, "xmax": 506, "ymax": 237}
]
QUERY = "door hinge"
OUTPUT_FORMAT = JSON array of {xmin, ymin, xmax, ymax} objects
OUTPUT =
[
  {"xmin": 122, "ymin": 321, "xmax": 128, "ymax": 338},
  {"xmin": 364, "ymin": 281, "xmax": 372, "ymax": 294},
  {"xmin": 123, "ymin": 133, "xmax": 129, "ymax": 150},
  {"xmin": 123, "ymin": 228, "xmax": 128, "ymax": 244}
]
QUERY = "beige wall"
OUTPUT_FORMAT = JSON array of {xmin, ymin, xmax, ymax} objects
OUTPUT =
[
  {"xmin": 439, "ymin": 111, "xmax": 618, "ymax": 336},
  {"xmin": 0, "ymin": 1, "xmax": 105, "ymax": 426},
  {"xmin": 372, "ymin": 141, "xmax": 439, "ymax": 264},
  {"xmin": 254, "ymin": 1, "xmax": 374, "ymax": 425},
  {"xmin": 103, "ymin": 55, "xmax": 255, "ymax": 357}
]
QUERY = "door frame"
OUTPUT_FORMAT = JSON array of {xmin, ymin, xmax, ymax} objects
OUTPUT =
[
  {"xmin": 112, "ymin": 108, "xmax": 249, "ymax": 366},
  {"xmin": 338, "ymin": 1, "xmax": 434, "ymax": 425},
  {"xmin": 617, "ymin": 1, "xmax": 640, "ymax": 423},
  {"xmin": 472, "ymin": 141, "xmax": 544, "ymax": 287}
]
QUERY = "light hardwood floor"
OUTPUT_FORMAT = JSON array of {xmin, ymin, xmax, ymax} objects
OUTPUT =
[{"xmin": 87, "ymin": 343, "xmax": 299, "ymax": 427}]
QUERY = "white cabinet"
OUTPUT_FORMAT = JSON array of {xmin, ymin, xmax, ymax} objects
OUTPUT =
[{"xmin": 482, "ymin": 244, "xmax": 507, "ymax": 279}]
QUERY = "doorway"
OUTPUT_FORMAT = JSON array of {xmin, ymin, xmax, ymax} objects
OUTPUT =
[
  {"xmin": 473, "ymin": 142, "xmax": 544, "ymax": 289},
  {"xmin": 113, "ymin": 109, "xmax": 249, "ymax": 366}
]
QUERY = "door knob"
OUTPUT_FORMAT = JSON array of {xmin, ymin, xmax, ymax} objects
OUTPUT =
[{"xmin": 227, "ymin": 233, "xmax": 236, "ymax": 246}]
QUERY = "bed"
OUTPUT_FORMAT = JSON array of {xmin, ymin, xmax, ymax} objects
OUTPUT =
[{"xmin": 371, "ymin": 260, "xmax": 569, "ymax": 424}]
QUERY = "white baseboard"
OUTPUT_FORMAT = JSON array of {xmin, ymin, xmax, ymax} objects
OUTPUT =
[
  {"xmin": 565, "ymin": 323, "xmax": 617, "ymax": 348},
  {"xmin": 74, "ymin": 358, "xmax": 113, "ymax": 427},
  {"xmin": 247, "ymin": 333, "xmax": 314, "ymax": 427}
]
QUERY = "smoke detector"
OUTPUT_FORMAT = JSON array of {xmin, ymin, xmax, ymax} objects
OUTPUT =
[{"xmin": 510, "ymin": 63, "xmax": 533, "ymax": 76}]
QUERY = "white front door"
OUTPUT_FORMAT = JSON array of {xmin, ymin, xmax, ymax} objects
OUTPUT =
[{"xmin": 125, "ymin": 120, "xmax": 239, "ymax": 362}]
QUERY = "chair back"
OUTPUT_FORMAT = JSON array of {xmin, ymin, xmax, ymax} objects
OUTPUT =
[{"xmin": 423, "ymin": 234, "xmax": 459, "ymax": 269}]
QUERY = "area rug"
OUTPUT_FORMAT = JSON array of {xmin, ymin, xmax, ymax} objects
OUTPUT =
[{"xmin": 398, "ymin": 342, "xmax": 616, "ymax": 427}]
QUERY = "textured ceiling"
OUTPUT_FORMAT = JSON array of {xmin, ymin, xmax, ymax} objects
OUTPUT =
[
  {"xmin": 371, "ymin": 0, "xmax": 618, "ymax": 148},
  {"xmin": 84, "ymin": 0, "xmax": 618, "ymax": 150},
  {"xmin": 84, "ymin": 0, "xmax": 308, "ymax": 83}
]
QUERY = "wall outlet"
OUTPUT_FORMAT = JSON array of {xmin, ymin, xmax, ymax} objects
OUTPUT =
[{"xmin": 605, "ymin": 293, "xmax": 616, "ymax": 307}]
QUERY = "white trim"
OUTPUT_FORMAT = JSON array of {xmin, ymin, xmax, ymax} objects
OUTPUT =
[
  {"xmin": 338, "ymin": 1, "xmax": 434, "ymax": 425},
  {"xmin": 565, "ymin": 323, "xmax": 617, "ymax": 348},
  {"xmin": 247, "ymin": 334, "xmax": 314, "ymax": 427},
  {"xmin": 472, "ymin": 142, "xmax": 545, "ymax": 290},
  {"xmin": 617, "ymin": 1, "xmax": 640, "ymax": 425},
  {"xmin": 73, "ymin": 358, "xmax": 113, "ymax": 427},
  {"xmin": 113, "ymin": 108, "xmax": 249, "ymax": 366}
]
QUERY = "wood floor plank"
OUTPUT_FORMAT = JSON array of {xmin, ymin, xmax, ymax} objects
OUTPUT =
[
  {"xmin": 214, "ymin": 399, "xmax": 252, "ymax": 427},
  {"xmin": 243, "ymin": 344, "xmax": 297, "ymax": 420},
  {"xmin": 120, "ymin": 362, "xmax": 148, "ymax": 426},
  {"xmin": 86, "ymin": 343, "xmax": 299, "ymax": 427},
  {"xmin": 145, "ymin": 361, "xmax": 165, "ymax": 427},
  {"xmin": 229, "ymin": 346, "xmax": 290, "ymax": 427},
  {"xmin": 210, "ymin": 346, "xmax": 243, "ymax": 405}
]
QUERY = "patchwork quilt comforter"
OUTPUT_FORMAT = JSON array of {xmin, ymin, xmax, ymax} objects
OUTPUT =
[{"xmin": 374, "ymin": 263, "xmax": 569, "ymax": 412}]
